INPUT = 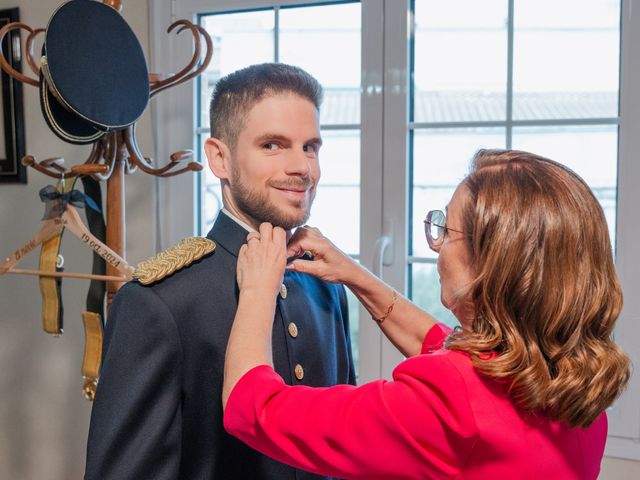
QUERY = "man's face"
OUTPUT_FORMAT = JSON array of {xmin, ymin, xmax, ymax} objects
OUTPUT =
[{"xmin": 227, "ymin": 93, "xmax": 322, "ymax": 230}]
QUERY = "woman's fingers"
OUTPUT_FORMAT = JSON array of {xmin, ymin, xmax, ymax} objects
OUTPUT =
[
  {"xmin": 258, "ymin": 222, "xmax": 273, "ymax": 241},
  {"xmin": 237, "ymin": 223, "xmax": 287, "ymax": 295},
  {"xmin": 250, "ymin": 223, "xmax": 286, "ymax": 250},
  {"xmin": 287, "ymin": 258, "xmax": 316, "ymax": 275},
  {"xmin": 283, "ymin": 225, "xmax": 365, "ymax": 286},
  {"xmin": 246, "ymin": 231, "xmax": 260, "ymax": 243},
  {"xmin": 272, "ymin": 225, "xmax": 286, "ymax": 248},
  {"xmin": 286, "ymin": 225, "xmax": 325, "ymax": 259}
]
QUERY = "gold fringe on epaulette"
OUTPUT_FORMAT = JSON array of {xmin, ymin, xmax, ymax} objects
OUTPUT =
[{"xmin": 133, "ymin": 237, "xmax": 216, "ymax": 285}]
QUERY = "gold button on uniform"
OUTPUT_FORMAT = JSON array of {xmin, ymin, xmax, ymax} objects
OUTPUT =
[
  {"xmin": 287, "ymin": 322, "xmax": 298, "ymax": 338},
  {"xmin": 279, "ymin": 283, "xmax": 288, "ymax": 299},
  {"xmin": 294, "ymin": 364, "xmax": 304, "ymax": 381}
]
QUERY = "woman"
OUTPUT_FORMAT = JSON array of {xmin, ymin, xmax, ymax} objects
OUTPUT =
[{"xmin": 222, "ymin": 149, "xmax": 630, "ymax": 479}]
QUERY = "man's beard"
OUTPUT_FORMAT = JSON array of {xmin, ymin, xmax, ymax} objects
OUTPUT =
[{"xmin": 230, "ymin": 168, "xmax": 315, "ymax": 231}]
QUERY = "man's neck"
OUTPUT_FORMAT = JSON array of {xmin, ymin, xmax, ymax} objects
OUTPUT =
[{"xmin": 220, "ymin": 208, "xmax": 294, "ymax": 241}]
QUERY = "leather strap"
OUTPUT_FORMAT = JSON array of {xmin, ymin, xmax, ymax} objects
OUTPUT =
[
  {"xmin": 79, "ymin": 176, "xmax": 107, "ymax": 401},
  {"xmin": 80, "ymin": 176, "xmax": 106, "ymax": 322},
  {"xmin": 39, "ymin": 178, "xmax": 76, "ymax": 335},
  {"xmin": 81, "ymin": 311, "xmax": 103, "ymax": 401},
  {"xmin": 38, "ymin": 176, "xmax": 107, "ymax": 400},
  {"xmin": 38, "ymin": 238, "xmax": 65, "ymax": 334}
]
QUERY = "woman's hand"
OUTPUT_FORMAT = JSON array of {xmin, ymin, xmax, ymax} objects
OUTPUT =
[
  {"xmin": 287, "ymin": 225, "xmax": 436, "ymax": 358},
  {"xmin": 286, "ymin": 225, "xmax": 361, "ymax": 285},
  {"xmin": 225, "ymin": 223, "xmax": 284, "ymax": 411},
  {"xmin": 237, "ymin": 223, "xmax": 287, "ymax": 298}
]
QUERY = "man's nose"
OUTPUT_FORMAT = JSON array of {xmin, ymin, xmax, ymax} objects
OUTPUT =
[{"xmin": 285, "ymin": 148, "xmax": 313, "ymax": 176}]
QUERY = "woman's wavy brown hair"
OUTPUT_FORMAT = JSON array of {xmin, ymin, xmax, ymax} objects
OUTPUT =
[{"xmin": 445, "ymin": 149, "xmax": 630, "ymax": 428}]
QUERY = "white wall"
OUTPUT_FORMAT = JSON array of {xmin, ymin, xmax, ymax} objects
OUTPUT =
[
  {"xmin": 0, "ymin": 1, "xmax": 154, "ymax": 478},
  {"xmin": 602, "ymin": 457, "xmax": 640, "ymax": 479}
]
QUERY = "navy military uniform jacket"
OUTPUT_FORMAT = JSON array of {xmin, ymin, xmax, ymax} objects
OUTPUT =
[{"xmin": 85, "ymin": 213, "xmax": 356, "ymax": 479}]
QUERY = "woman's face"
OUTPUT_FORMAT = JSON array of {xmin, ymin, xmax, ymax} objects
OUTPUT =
[{"xmin": 437, "ymin": 185, "xmax": 475, "ymax": 326}]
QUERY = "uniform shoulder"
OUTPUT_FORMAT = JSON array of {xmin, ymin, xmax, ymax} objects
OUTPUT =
[{"xmin": 133, "ymin": 237, "xmax": 216, "ymax": 286}]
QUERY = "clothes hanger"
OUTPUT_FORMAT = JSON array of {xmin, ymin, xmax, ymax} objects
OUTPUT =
[
  {"xmin": 0, "ymin": 163, "xmax": 125, "ymax": 400},
  {"xmin": 0, "ymin": 176, "xmax": 135, "ymax": 282}
]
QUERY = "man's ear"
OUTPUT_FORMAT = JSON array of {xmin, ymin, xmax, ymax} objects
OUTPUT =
[{"xmin": 204, "ymin": 137, "xmax": 232, "ymax": 180}]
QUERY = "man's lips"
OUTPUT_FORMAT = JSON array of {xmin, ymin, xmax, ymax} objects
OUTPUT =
[
  {"xmin": 274, "ymin": 186, "xmax": 308, "ymax": 193},
  {"xmin": 271, "ymin": 181, "xmax": 315, "ymax": 196},
  {"xmin": 273, "ymin": 186, "xmax": 310, "ymax": 201}
]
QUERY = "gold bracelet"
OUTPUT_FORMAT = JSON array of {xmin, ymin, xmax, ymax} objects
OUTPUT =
[{"xmin": 373, "ymin": 290, "xmax": 398, "ymax": 324}]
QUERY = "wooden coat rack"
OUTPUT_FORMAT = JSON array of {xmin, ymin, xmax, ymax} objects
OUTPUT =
[{"xmin": 0, "ymin": 0, "xmax": 212, "ymax": 306}]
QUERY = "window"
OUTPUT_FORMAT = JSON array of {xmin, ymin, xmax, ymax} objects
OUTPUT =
[
  {"xmin": 409, "ymin": 0, "xmax": 620, "ymax": 328},
  {"xmin": 152, "ymin": 0, "xmax": 640, "ymax": 460}
]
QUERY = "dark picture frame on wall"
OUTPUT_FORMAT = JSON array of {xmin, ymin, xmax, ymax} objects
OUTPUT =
[{"xmin": 0, "ymin": 7, "xmax": 26, "ymax": 184}]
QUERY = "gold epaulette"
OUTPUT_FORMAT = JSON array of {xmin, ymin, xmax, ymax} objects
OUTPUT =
[{"xmin": 133, "ymin": 237, "xmax": 216, "ymax": 285}]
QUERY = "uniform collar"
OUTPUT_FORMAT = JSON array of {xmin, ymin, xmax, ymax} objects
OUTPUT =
[
  {"xmin": 206, "ymin": 211, "xmax": 250, "ymax": 258},
  {"xmin": 220, "ymin": 208, "xmax": 257, "ymax": 233}
]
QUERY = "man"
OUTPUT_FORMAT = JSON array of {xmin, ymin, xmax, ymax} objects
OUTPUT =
[{"xmin": 85, "ymin": 63, "xmax": 356, "ymax": 479}]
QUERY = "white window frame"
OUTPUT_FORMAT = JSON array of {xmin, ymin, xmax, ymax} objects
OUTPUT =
[
  {"xmin": 605, "ymin": 0, "xmax": 640, "ymax": 461},
  {"xmin": 149, "ymin": 0, "xmax": 640, "ymax": 460}
]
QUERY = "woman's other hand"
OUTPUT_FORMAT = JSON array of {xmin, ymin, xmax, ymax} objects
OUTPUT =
[
  {"xmin": 286, "ymin": 225, "xmax": 360, "ymax": 285},
  {"xmin": 237, "ymin": 223, "xmax": 287, "ymax": 298}
]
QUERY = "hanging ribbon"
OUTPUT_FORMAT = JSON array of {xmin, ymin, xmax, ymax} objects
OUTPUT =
[{"xmin": 39, "ymin": 185, "xmax": 101, "ymax": 220}]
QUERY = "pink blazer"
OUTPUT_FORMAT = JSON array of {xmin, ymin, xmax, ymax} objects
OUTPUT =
[{"xmin": 224, "ymin": 324, "xmax": 607, "ymax": 479}]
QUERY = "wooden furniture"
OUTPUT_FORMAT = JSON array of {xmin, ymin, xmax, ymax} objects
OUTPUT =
[{"xmin": 0, "ymin": 0, "xmax": 212, "ymax": 305}]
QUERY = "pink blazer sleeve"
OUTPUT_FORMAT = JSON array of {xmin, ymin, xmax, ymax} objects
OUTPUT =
[
  {"xmin": 421, "ymin": 322, "xmax": 453, "ymax": 354},
  {"xmin": 224, "ymin": 325, "xmax": 478, "ymax": 480}
]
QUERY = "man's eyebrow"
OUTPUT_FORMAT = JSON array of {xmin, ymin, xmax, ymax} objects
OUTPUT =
[
  {"xmin": 254, "ymin": 133, "xmax": 323, "ymax": 146},
  {"xmin": 255, "ymin": 133, "xmax": 290, "ymax": 144}
]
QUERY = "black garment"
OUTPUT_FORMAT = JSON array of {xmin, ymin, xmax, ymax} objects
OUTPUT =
[{"xmin": 85, "ymin": 213, "xmax": 356, "ymax": 479}]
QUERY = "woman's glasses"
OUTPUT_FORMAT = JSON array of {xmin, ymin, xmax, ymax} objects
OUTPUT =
[{"xmin": 423, "ymin": 210, "xmax": 464, "ymax": 252}]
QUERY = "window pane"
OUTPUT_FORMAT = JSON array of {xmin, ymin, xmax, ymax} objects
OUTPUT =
[
  {"xmin": 308, "ymin": 129, "xmax": 360, "ymax": 255},
  {"xmin": 413, "ymin": 0, "xmax": 508, "ymax": 123},
  {"xmin": 411, "ymin": 128, "xmax": 505, "ymax": 258},
  {"xmin": 512, "ymin": 125, "xmax": 618, "ymax": 248},
  {"xmin": 410, "ymin": 263, "xmax": 459, "ymax": 328},
  {"xmin": 513, "ymin": 0, "xmax": 620, "ymax": 120},
  {"xmin": 199, "ymin": 10, "xmax": 275, "ymax": 129},
  {"xmin": 280, "ymin": 2, "xmax": 361, "ymax": 125}
]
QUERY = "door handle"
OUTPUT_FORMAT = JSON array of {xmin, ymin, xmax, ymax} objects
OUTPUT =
[{"xmin": 372, "ymin": 217, "xmax": 393, "ymax": 278}]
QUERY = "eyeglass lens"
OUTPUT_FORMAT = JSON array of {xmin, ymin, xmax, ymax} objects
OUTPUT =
[{"xmin": 426, "ymin": 210, "xmax": 446, "ymax": 244}]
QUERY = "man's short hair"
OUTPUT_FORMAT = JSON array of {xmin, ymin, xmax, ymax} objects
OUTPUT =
[{"xmin": 209, "ymin": 63, "xmax": 323, "ymax": 150}]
